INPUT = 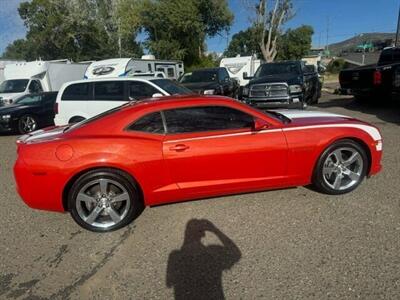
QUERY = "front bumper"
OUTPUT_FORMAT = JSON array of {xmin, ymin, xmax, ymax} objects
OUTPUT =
[
  {"xmin": 243, "ymin": 94, "xmax": 304, "ymax": 109},
  {"xmin": 0, "ymin": 120, "xmax": 14, "ymax": 133}
]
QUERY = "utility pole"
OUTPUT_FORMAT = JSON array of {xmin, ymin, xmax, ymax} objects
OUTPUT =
[
  {"xmin": 396, "ymin": 6, "xmax": 400, "ymax": 47},
  {"xmin": 325, "ymin": 16, "xmax": 330, "ymax": 55}
]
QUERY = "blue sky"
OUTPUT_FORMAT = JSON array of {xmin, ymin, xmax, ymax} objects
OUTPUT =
[{"xmin": 0, "ymin": 0, "xmax": 399, "ymax": 55}]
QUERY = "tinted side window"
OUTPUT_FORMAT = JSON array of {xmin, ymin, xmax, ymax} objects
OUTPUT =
[
  {"xmin": 29, "ymin": 80, "xmax": 43, "ymax": 93},
  {"xmin": 127, "ymin": 112, "xmax": 165, "ymax": 134},
  {"xmin": 62, "ymin": 83, "xmax": 91, "ymax": 101},
  {"xmin": 43, "ymin": 93, "xmax": 57, "ymax": 104},
  {"xmin": 128, "ymin": 81, "xmax": 160, "ymax": 100},
  {"xmin": 164, "ymin": 106, "xmax": 254, "ymax": 134},
  {"xmin": 94, "ymin": 81, "xmax": 124, "ymax": 101},
  {"xmin": 220, "ymin": 68, "xmax": 229, "ymax": 81}
]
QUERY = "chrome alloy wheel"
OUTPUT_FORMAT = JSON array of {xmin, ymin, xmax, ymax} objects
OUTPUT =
[
  {"xmin": 75, "ymin": 178, "xmax": 131, "ymax": 229},
  {"xmin": 21, "ymin": 116, "xmax": 37, "ymax": 133},
  {"xmin": 322, "ymin": 147, "xmax": 364, "ymax": 191}
]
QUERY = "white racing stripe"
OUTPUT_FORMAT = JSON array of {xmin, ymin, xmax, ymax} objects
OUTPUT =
[{"xmin": 273, "ymin": 109, "xmax": 348, "ymax": 119}]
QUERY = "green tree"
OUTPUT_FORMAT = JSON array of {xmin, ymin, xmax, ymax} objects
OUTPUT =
[
  {"xmin": 139, "ymin": 0, "xmax": 233, "ymax": 66},
  {"xmin": 276, "ymin": 25, "xmax": 314, "ymax": 60},
  {"xmin": 2, "ymin": 0, "xmax": 143, "ymax": 61},
  {"xmin": 224, "ymin": 27, "xmax": 261, "ymax": 57}
]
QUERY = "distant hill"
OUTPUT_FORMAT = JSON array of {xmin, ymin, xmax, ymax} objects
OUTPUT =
[{"xmin": 328, "ymin": 33, "xmax": 395, "ymax": 55}]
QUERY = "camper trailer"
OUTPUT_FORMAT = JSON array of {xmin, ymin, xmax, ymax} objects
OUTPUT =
[
  {"xmin": 220, "ymin": 55, "xmax": 262, "ymax": 87},
  {"xmin": 85, "ymin": 56, "xmax": 184, "ymax": 80},
  {"xmin": 0, "ymin": 60, "xmax": 89, "ymax": 105}
]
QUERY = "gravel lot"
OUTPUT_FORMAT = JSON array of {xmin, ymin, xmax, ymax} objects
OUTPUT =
[{"xmin": 1, "ymin": 93, "xmax": 399, "ymax": 299}]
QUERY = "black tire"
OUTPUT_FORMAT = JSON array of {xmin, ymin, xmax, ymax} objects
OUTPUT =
[
  {"xmin": 313, "ymin": 139, "xmax": 369, "ymax": 195},
  {"xmin": 68, "ymin": 168, "xmax": 144, "ymax": 232},
  {"xmin": 18, "ymin": 115, "xmax": 38, "ymax": 134},
  {"xmin": 68, "ymin": 116, "xmax": 86, "ymax": 124}
]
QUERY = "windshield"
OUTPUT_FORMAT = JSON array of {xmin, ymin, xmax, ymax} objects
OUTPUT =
[
  {"xmin": 0, "ymin": 79, "xmax": 29, "ymax": 93},
  {"xmin": 15, "ymin": 94, "xmax": 42, "ymax": 105},
  {"xmin": 180, "ymin": 70, "xmax": 218, "ymax": 83},
  {"xmin": 254, "ymin": 63, "xmax": 300, "ymax": 77},
  {"xmin": 152, "ymin": 79, "xmax": 192, "ymax": 95}
]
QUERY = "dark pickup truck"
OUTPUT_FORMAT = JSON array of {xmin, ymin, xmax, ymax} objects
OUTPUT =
[
  {"xmin": 241, "ymin": 61, "xmax": 321, "ymax": 109},
  {"xmin": 339, "ymin": 47, "xmax": 400, "ymax": 101},
  {"xmin": 179, "ymin": 67, "xmax": 239, "ymax": 98}
]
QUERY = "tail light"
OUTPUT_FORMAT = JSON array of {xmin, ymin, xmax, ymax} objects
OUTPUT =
[
  {"xmin": 54, "ymin": 102, "xmax": 59, "ymax": 114},
  {"xmin": 373, "ymin": 70, "xmax": 382, "ymax": 85}
]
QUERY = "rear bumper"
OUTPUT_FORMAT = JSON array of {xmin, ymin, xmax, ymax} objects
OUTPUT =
[{"xmin": 14, "ymin": 157, "xmax": 65, "ymax": 212}]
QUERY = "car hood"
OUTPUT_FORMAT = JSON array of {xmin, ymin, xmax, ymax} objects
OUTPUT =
[
  {"xmin": 0, "ymin": 104, "xmax": 32, "ymax": 114},
  {"xmin": 250, "ymin": 74, "xmax": 301, "ymax": 85},
  {"xmin": 181, "ymin": 82, "xmax": 219, "ymax": 91}
]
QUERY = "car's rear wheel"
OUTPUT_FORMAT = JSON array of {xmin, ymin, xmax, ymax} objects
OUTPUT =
[
  {"xmin": 313, "ymin": 139, "xmax": 368, "ymax": 195},
  {"xmin": 68, "ymin": 169, "xmax": 143, "ymax": 232},
  {"xmin": 18, "ymin": 115, "xmax": 38, "ymax": 134}
]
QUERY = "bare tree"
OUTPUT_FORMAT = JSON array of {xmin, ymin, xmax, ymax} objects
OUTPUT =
[{"xmin": 252, "ymin": 0, "xmax": 293, "ymax": 62}]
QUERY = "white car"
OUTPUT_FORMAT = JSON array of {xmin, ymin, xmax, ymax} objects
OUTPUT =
[{"xmin": 54, "ymin": 78, "xmax": 191, "ymax": 125}]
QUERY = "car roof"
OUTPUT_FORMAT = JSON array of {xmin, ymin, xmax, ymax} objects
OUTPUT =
[
  {"xmin": 192, "ymin": 67, "xmax": 222, "ymax": 72},
  {"xmin": 64, "ymin": 77, "xmax": 165, "ymax": 86}
]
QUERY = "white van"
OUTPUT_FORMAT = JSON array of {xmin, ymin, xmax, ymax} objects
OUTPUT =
[
  {"xmin": 0, "ymin": 60, "xmax": 89, "ymax": 105},
  {"xmin": 219, "ymin": 55, "xmax": 262, "ymax": 87},
  {"xmin": 54, "ymin": 77, "xmax": 191, "ymax": 125},
  {"xmin": 85, "ymin": 56, "xmax": 184, "ymax": 80}
]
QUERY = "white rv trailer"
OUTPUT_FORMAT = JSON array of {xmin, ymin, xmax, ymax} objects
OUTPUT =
[
  {"xmin": 0, "ymin": 60, "xmax": 89, "ymax": 105},
  {"xmin": 0, "ymin": 60, "xmax": 25, "ymax": 83},
  {"xmin": 85, "ymin": 56, "xmax": 184, "ymax": 80},
  {"xmin": 220, "ymin": 55, "xmax": 262, "ymax": 87}
]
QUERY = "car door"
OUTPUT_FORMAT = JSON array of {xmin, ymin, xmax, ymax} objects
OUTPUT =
[{"xmin": 162, "ymin": 105, "xmax": 288, "ymax": 198}]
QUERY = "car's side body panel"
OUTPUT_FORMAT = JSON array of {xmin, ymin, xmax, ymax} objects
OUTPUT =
[{"xmin": 13, "ymin": 96, "xmax": 383, "ymax": 213}]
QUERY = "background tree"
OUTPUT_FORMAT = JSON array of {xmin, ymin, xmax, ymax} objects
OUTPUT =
[
  {"xmin": 2, "ymin": 0, "xmax": 143, "ymax": 61},
  {"xmin": 224, "ymin": 27, "xmax": 261, "ymax": 57},
  {"xmin": 252, "ymin": 0, "xmax": 293, "ymax": 62},
  {"xmin": 139, "ymin": 0, "xmax": 233, "ymax": 66},
  {"xmin": 276, "ymin": 25, "xmax": 313, "ymax": 60}
]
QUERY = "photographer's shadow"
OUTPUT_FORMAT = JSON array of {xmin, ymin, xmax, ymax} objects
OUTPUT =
[{"xmin": 166, "ymin": 219, "xmax": 241, "ymax": 300}]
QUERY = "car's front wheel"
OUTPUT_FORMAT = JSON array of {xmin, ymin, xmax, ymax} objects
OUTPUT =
[
  {"xmin": 18, "ymin": 115, "xmax": 38, "ymax": 134},
  {"xmin": 68, "ymin": 169, "xmax": 143, "ymax": 232},
  {"xmin": 313, "ymin": 139, "xmax": 368, "ymax": 195}
]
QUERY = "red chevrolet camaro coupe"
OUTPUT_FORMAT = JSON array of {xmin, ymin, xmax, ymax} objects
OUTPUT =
[{"xmin": 14, "ymin": 96, "xmax": 382, "ymax": 232}]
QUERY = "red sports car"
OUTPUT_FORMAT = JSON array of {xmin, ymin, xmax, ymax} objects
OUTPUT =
[{"xmin": 14, "ymin": 96, "xmax": 382, "ymax": 232}]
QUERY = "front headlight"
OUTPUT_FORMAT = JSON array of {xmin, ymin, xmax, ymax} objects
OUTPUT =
[
  {"xmin": 242, "ymin": 87, "xmax": 249, "ymax": 96},
  {"xmin": 1, "ymin": 115, "xmax": 11, "ymax": 120},
  {"xmin": 203, "ymin": 89, "xmax": 215, "ymax": 95},
  {"xmin": 289, "ymin": 85, "xmax": 302, "ymax": 93}
]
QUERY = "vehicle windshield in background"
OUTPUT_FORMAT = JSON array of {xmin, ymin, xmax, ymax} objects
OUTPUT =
[
  {"xmin": 152, "ymin": 79, "xmax": 192, "ymax": 95},
  {"xmin": 0, "ymin": 79, "xmax": 29, "ymax": 93},
  {"xmin": 14, "ymin": 94, "xmax": 42, "ymax": 105},
  {"xmin": 180, "ymin": 70, "xmax": 218, "ymax": 83},
  {"xmin": 254, "ymin": 63, "xmax": 300, "ymax": 77}
]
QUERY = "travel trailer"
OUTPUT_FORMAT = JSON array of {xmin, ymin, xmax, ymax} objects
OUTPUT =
[
  {"xmin": 0, "ymin": 60, "xmax": 89, "ymax": 105},
  {"xmin": 219, "ymin": 55, "xmax": 262, "ymax": 87},
  {"xmin": 85, "ymin": 56, "xmax": 184, "ymax": 80}
]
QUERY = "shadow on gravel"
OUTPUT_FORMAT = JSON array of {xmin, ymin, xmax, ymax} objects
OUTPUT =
[
  {"xmin": 314, "ymin": 95, "xmax": 400, "ymax": 125},
  {"xmin": 166, "ymin": 219, "xmax": 241, "ymax": 300}
]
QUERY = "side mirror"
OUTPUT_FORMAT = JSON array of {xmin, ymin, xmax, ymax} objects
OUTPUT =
[
  {"xmin": 152, "ymin": 93, "xmax": 164, "ymax": 98},
  {"xmin": 243, "ymin": 72, "xmax": 253, "ymax": 80},
  {"xmin": 252, "ymin": 118, "xmax": 269, "ymax": 131}
]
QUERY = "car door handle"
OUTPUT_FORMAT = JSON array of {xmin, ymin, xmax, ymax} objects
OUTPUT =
[{"xmin": 169, "ymin": 144, "xmax": 189, "ymax": 151}]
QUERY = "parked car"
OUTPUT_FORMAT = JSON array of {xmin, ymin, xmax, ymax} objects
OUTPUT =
[
  {"xmin": 0, "ymin": 60, "xmax": 89, "ymax": 105},
  {"xmin": 179, "ymin": 67, "xmax": 239, "ymax": 98},
  {"xmin": 0, "ymin": 92, "xmax": 57, "ymax": 134},
  {"xmin": 54, "ymin": 78, "xmax": 191, "ymax": 125},
  {"xmin": 339, "ymin": 47, "xmax": 400, "ymax": 101},
  {"xmin": 14, "ymin": 96, "xmax": 382, "ymax": 232},
  {"xmin": 242, "ymin": 61, "xmax": 322, "ymax": 109}
]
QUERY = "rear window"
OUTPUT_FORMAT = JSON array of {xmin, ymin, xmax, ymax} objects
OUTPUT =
[
  {"xmin": 94, "ymin": 81, "xmax": 124, "ymax": 101},
  {"xmin": 151, "ymin": 79, "xmax": 192, "ymax": 95},
  {"xmin": 62, "ymin": 83, "xmax": 91, "ymax": 101}
]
